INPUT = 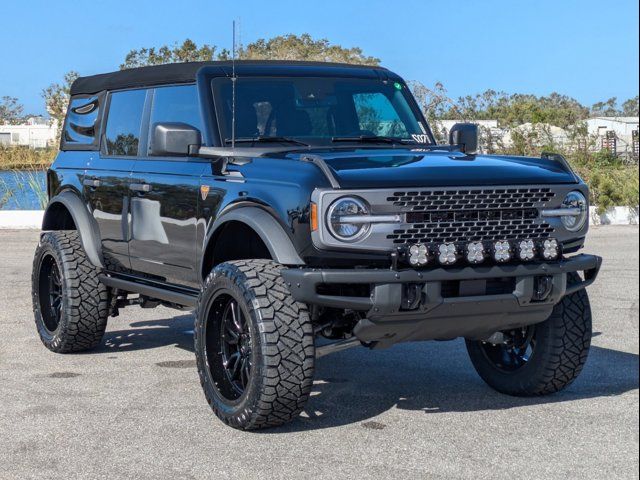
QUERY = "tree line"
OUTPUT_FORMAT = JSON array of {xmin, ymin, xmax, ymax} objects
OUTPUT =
[{"xmin": 0, "ymin": 36, "xmax": 638, "ymax": 130}]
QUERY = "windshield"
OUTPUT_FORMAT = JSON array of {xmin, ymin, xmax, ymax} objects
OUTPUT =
[{"xmin": 211, "ymin": 76, "xmax": 431, "ymax": 146}]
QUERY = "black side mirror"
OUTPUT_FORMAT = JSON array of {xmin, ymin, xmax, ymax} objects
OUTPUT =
[
  {"xmin": 449, "ymin": 123, "xmax": 478, "ymax": 155},
  {"xmin": 149, "ymin": 122, "xmax": 201, "ymax": 156}
]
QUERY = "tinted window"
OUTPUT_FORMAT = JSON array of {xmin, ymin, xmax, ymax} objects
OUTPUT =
[
  {"xmin": 104, "ymin": 89, "xmax": 147, "ymax": 156},
  {"xmin": 353, "ymin": 93, "xmax": 408, "ymax": 137},
  {"xmin": 150, "ymin": 85, "xmax": 202, "ymax": 133},
  {"xmin": 62, "ymin": 94, "xmax": 103, "ymax": 149},
  {"xmin": 211, "ymin": 77, "xmax": 427, "ymax": 145}
]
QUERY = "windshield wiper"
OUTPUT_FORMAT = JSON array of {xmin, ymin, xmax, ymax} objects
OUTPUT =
[
  {"xmin": 225, "ymin": 136, "xmax": 310, "ymax": 147},
  {"xmin": 331, "ymin": 135, "xmax": 415, "ymax": 145}
]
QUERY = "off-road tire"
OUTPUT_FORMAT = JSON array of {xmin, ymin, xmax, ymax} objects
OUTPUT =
[
  {"xmin": 195, "ymin": 259, "xmax": 315, "ymax": 430},
  {"xmin": 32, "ymin": 231, "xmax": 109, "ymax": 352},
  {"xmin": 466, "ymin": 274, "xmax": 592, "ymax": 396}
]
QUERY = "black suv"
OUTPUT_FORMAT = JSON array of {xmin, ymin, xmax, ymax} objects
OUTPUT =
[{"xmin": 32, "ymin": 61, "xmax": 601, "ymax": 430}]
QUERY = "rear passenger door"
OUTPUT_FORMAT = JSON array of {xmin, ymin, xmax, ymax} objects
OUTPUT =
[
  {"xmin": 84, "ymin": 88, "xmax": 147, "ymax": 272},
  {"xmin": 128, "ymin": 84, "xmax": 206, "ymax": 288}
]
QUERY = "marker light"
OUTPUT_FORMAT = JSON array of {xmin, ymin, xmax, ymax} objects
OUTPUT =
[
  {"xmin": 542, "ymin": 238, "xmax": 559, "ymax": 260},
  {"xmin": 408, "ymin": 243, "xmax": 430, "ymax": 266},
  {"xmin": 438, "ymin": 243, "xmax": 457, "ymax": 265},
  {"xmin": 467, "ymin": 242, "xmax": 485, "ymax": 264},
  {"xmin": 518, "ymin": 239, "xmax": 536, "ymax": 261},
  {"xmin": 494, "ymin": 241, "xmax": 511, "ymax": 263},
  {"xmin": 310, "ymin": 202, "xmax": 318, "ymax": 232}
]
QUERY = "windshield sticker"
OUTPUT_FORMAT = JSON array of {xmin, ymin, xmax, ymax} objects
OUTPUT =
[
  {"xmin": 393, "ymin": 82, "xmax": 403, "ymax": 90},
  {"xmin": 411, "ymin": 134, "xmax": 430, "ymax": 143}
]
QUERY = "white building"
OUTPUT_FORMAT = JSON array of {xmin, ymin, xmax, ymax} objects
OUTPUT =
[
  {"xmin": 585, "ymin": 116, "xmax": 639, "ymax": 157},
  {"xmin": 0, "ymin": 117, "xmax": 58, "ymax": 148},
  {"xmin": 586, "ymin": 116, "xmax": 639, "ymax": 139}
]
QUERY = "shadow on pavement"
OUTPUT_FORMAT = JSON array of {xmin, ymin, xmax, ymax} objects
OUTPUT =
[
  {"xmin": 96, "ymin": 316, "xmax": 638, "ymax": 432},
  {"xmin": 277, "ymin": 341, "xmax": 639, "ymax": 433},
  {"xmin": 98, "ymin": 315, "xmax": 195, "ymax": 353}
]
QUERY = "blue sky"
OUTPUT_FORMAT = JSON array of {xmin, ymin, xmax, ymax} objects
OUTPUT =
[{"xmin": 2, "ymin": 0, "xmax": 638, "ymax": 115}]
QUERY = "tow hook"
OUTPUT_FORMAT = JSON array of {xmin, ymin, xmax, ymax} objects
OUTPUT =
[{"xmin": 401, "ymin": 283, "xmax": 423, "ymax": 310}]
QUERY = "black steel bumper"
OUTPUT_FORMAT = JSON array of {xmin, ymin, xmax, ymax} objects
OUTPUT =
[{"xmin": 282, "ymin": 254, "xmax": 602, "ymax": 346}]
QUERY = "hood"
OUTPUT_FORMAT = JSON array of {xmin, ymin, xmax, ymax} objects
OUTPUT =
[{"xmin": 290, "ymin": 148, "xmax": 578, "ymax": 189}]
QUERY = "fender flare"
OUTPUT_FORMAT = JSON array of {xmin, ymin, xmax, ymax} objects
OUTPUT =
[
  {"xmin": 42, "ymin": 191, "xmax": 104, "ymax": 268},
  {"xmin": 208, "ymin": 207, "xmax": 305, "ymax": 266}
]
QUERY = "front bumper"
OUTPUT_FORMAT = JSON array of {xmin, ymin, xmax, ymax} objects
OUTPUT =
[{"xmin": 282, "ymin": 254, "xmax": 602, "ymax": 346}]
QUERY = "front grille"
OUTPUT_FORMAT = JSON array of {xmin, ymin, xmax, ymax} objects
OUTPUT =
[
  {"xmin": 386, "ymin": 187, "xmax": 557, "ymax": 244},
  {"xmin": 387, "ymin": 187, "xmax": 556, "ymax": 211}
]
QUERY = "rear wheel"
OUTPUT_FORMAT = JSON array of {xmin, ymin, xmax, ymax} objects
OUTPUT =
[
  {"xmin": 195, "ymin": 260, "xmax": 315, "ymax": 430},
  {"xmin": 32, "ymin": 231, "xmax": 110, "ymax": 353},
  {"xmin": 466, "ymin": 274, "xmax": 592, "ymax": 396}
]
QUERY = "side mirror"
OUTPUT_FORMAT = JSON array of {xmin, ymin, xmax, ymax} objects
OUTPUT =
[
  {"xmin": 449, "ymin": 123, "xmax": 478, "ymax": 155},
  {"xmin": 149, "ymin": 122, "xmax": 201, "ymax": 156}
]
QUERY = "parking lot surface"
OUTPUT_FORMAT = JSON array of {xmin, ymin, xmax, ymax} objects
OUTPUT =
[{"xmin": 0, "ymin": 227, "xmax": 638, "ymax": 480}]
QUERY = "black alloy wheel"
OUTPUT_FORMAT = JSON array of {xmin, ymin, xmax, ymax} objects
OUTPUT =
[
  {"xmin": 38, "ymin": 254, "xmax": 63, "ymax": 333},
  {"xmin": 478, "ymin": 326, "xmax": 536, "ymax": 373},
  {"xmin": 205, "ymin": 291, "xmax": 254, "ymax": 401}
]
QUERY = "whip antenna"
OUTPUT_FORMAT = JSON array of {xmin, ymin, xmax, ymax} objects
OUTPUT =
[{"xmin": 231, "ymin": 20, "xmax": 237, "ymax": 150}]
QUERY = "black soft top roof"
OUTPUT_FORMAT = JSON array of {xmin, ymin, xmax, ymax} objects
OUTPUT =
[{"xmin": 70, "ymin": 60, "xmax": 395, "ymax": 95}]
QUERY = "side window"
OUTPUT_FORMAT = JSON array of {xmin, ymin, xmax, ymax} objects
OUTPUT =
[
  {"xmin": 353, "ymin": 92, "xmax": 408, "ymax": 137},
  {"xmin": 62, "ymin": 93, "xmax": 104, "ymax": 150},
  {"xmin": 150, "ymin": 85, "xmax": 203, "ymax": 134},
  {"xmin": 104, "ymin": 89, "xmax": 147, "ymax": 156}
]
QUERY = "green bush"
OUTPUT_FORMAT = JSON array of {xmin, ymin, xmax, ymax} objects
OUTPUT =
[
  {"xmin": 0, "ymin": 146, "xmax": 56, "ymax": 171},
  {"xmin": 564, "ymin": 149, "xmax": 639, "ymax": 213}
]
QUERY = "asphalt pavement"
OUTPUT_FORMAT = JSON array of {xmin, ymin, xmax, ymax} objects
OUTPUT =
[{"xmin": 0, "ymin": 226, "xmax": 638, "ymax": 480}]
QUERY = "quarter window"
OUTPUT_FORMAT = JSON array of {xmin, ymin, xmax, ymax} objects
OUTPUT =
[
  {"xmin": 62, "ymin": 93, "xmax": 104, "ymax": 150},
  {"xmin": 104, "ymin": 89, "xmax": 147, "ymax": 156}
]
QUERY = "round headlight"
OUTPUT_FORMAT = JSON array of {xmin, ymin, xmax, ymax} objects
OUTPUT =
[
  {"xmin": 327, "ymin": 196, "xmax": 371, "ymax": 242},
  {"xmin": 561, "ymin": 191, "xmax": 588, "ymax": 232}
]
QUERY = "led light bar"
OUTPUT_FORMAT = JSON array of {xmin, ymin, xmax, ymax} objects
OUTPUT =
[{"xmin": 403, "ymin": 237, "xmax": 561, "ymax": 267}]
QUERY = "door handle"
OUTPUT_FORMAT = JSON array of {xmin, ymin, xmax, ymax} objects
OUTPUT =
[
  {"xmin": 83, "ymin": 178, "xmax": 101, "ymax": 188},
  {"xmin": 130, "ymin": 183, "xmax": 153, "ymax": 193}
]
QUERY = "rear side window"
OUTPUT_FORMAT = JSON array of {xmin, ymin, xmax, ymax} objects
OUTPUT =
[
  {"xmin": 150, "ymin": 85, "xmax": 202, "ymax": 133},
  {"xmin": 104, "ymin": 89, "xmax": 147, "ymax": 156},
  {"xmin": 62, "ymin": 93, "xmax": 104, "ymax": 150}
]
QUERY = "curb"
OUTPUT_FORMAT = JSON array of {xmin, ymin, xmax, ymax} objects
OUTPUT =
[
  {"xmin": 0, "ymin": 210, "xmax": 44, "ymax": 229},
  {"xmin": 589, "ymin": 206, "xmax": 638, "ymax": 226}
]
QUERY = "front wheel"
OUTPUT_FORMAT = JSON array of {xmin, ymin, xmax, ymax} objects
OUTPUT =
[
  {"xmin": 195, "ymin": 260, "xmax": 315, "ymax": 430},
  {"xmin": 466, "ymin": 276, "xmax": 592, "ymax": 396}
]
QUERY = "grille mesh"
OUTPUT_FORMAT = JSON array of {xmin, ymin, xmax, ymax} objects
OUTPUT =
[
  {"xmin": 386, "ymin": 187, "xmax": 556, "ymax": 244},
  {"xmin": 387, "ymin": 188, "xmax": 556, "ymax": 211}
]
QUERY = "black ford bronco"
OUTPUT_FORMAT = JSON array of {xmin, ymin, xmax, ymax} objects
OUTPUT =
[{"xmin": 32, "ymin": 61, "xmax": 601, "ymax": 430}]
